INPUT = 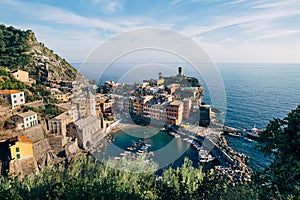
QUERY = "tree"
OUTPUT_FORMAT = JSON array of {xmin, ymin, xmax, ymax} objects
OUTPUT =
[{"xmin": 257, "ymin": 105, "xmax": 300, "ymax": 198}]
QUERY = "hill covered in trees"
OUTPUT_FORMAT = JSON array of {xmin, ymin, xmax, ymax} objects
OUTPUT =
[{"xmin": 0, "ymin": 24, "xmax": 77, "ymax": 82}]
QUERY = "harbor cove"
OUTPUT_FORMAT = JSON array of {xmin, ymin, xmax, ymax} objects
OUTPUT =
[{"xmin": 0, "ymin": 4, "xmax": 300, "ymax": 197}]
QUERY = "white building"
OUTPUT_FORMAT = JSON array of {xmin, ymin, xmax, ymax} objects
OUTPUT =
[
  {"xmin": 74, "ymin": 116, "xmax": 101, "ymax": 149},
  {"xmin": 12, "ymin": 110, "xmax": 38, "ymax": 130},
  {"xmin": 0, "ymin": 90, "xmax": 25, "ymax": 108}
]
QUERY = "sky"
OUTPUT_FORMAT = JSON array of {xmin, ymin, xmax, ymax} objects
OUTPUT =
[{"xmin": 1, "ymin": 0, "xmax": 300, "ymax": 63}]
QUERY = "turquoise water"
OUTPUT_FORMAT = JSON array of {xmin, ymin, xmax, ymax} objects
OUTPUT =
[
  {"xmin": 94, "ymin": 127, "xmax": 201, "ymax": 172},
  {"xmin": 73, "ymin": 62, "xmax": 300, "ymax": 171}
]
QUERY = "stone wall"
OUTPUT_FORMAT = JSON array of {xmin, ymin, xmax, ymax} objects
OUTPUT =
[{"xmin": 9, "ymin": 157, "xmax": 38, "ymax": 178}]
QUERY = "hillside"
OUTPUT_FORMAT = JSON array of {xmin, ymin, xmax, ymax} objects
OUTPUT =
[{"xmin": 0, "ymin": 24, "xmax": 77, "ymax": 81}]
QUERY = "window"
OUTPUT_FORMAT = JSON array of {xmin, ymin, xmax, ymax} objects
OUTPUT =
[
  {"xmin": 27, "ymin": 123, "xmax": 29, "ymax": 127},
  {"xmin": 13, "ymin": 95, "xmax": 16, "ymax": 98},
  {"xmin": 33, "ymin": 115, "xmax": 35, "ymax": 118},
  {"xmin": 30, "ymin": 117, "xmax": 32, "ymax": 120},
  {"xmin": 26, "ymin": 118, "xmax": 28, "ymax": 121},
  {"xmin": 14, "ymin": 100, "xmax": 17, "ymax": 104},
  {"xmin": 16, "ymin": 147, "xmax": 20, "ymax": 152},
  {"xmin": 16, "ymin": 154, "xmax": 21, "ymax": 159},
  {"xmin": 21, "ymin": 99, "xmax": 23, "ymax": 102},
  {"xmin": 20, "ymin": 93, "xmax": 23, "ymax": 97}
]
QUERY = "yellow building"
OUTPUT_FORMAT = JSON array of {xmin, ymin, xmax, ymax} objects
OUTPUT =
[
  {"xmin": 54, "ymin": 93, "xmax": 68, "ymax": 102},
  {"xmin": 9, "ymin": 136, "xmax": 34, "ymax": 160}
]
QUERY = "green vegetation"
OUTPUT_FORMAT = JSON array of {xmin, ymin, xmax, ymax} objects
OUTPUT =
[
  {"xmin": 0, "ymin": 154, "xmax": 260, "ymax": 200},
  {"xmin": 257, "ymin": 105, "xmax": 300, "ymax": 199},
  {"xmin": 0, "ymin": 24, "xmax": 77, "ymax": 82},
  {"xmin": 0, "ymin": 25, "xmax": 31, "ymax": 69},
  {"xmin": 24, "ymin": 104, "xmax": 63, "ymax": 119}
]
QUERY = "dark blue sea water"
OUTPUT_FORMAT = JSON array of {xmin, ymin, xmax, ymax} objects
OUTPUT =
[{"xmin": 73, "ymin": 62, "xmax": 300, "ymax": 171}]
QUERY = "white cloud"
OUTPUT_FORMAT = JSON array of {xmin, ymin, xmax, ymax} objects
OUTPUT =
[
  {"xmin": 194, "ymin": 37, "xmax": 300, "ymax": 63},
  {"xmin": 170, "ymin": 0, "xmax": 185, "ymax": 5},
  {"xmin": 222, "ymin": 0, "xmax": 246, "ymax": 6},
  {"xmin": 180, "ymin": 7, "xmax": 300, "ymax": 37},
  {"xmin": 251, "ymin": 0, "xmax": 300, "ymax": 9},
  {"xmin": 106, "ymin": 1, "xmax": 122, "ymax": 13},
  {"xmin": 250, "ymin": 29, "xmax": 300, "ymax": 41},
  {"xmin": 0, "ymin": 0, "xmax": 124, "ymax": 32}
]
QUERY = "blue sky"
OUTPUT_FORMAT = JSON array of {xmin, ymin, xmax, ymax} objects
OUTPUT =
[{"xmin": 1, "ymin": 0, "xmax": 300, "ymax": 63}]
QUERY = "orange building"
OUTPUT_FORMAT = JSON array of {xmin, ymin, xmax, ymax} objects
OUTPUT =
[{"xmin": 166, "ymin": 100, "xmax": 183, "ymax": 126}]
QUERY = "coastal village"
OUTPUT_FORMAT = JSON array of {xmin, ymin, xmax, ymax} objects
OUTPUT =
[{"xmin": 0, "ymin": 64, "xmax": 252, "ymax": 185}]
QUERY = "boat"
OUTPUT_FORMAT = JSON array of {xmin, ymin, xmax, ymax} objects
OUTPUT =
[
  {"xmin": 187, "ymin": 139, "xmax": 193, "ymax": 144},
  {"xmin": 120, "ymin": 152, "xmax": 126, "ymax": 156},
  {"xmin": 145, "ymin": 143, "xmax": 151, "ymax": 147},
  {"xmin": 223, "ymin": 126, "xmax": 242, "ymax": 137},
  {"xmin": 168, "ymin": 132, "xmax": 175, "ymax": 136},
  {"xmin": 183, "ymin": 138, "xmax": 188, "ymax": 141},
  {"xmin": 149, "ymin": 151, "xmax": 155, "ymax": 156},
  {"xmin": 141, "ymin": 146, "xmax": 148, "ymax": 150},
  {"xmin": 246, "ymin": 125, "xmax": 263, "ymax": 140},
  {"xmin": 244, "ymin": 137, "xmax": 254, "ymax": 142},
  {"xmin": 174, "ymin": 134, "xmax": 180, "ymax": 138},
  {"xmin": 198, "ymin": 149, "xmax": 215, "ymax": 163},
  {"xmin": 114, "ymin": 156, "xmax": 121, "ymax": 160},
  {"xmin": 228, "ymin": 131, "xmax": 242, "ymax": 137}
]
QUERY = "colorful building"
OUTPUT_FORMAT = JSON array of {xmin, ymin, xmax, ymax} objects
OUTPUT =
[
  {"xmin": 48, "ymin": 111, "xmax": 72, "ymax": 137},
  {"xmin": 166, "ymin": 100, "xmax": 183, "ymax": 126},
  {"xmin": 0, "ymin": 90, "xmax": 25, "ymax": 108},
  {"xmin": 12, "ymin": 110, "xmax": 38, "ymax": 130},
  {"xmin": 182, "ymin": 98, "xmax": 192, "ymax": 119},
  {"xmin": 54, "ymin": 93, "xmax": 68, "ymax": 102},
  {"xmin": 8, "ymin": 136, "xmax": 34, "ymax": 160}
]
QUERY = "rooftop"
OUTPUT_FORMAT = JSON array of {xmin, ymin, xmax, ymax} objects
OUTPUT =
[
  {"xmin": 52, "ymin": 112, "xmax": 70, "ymax": 121},
  {"xmin": 9, "ymin": 136, "xmax": 32, "ymax": 144},
  {"xmin": 75, "ymin": 116, "xmax": 98, "ymax": 129},
  {"xmin": 180, "ymin": 87, "xmax": 198, "ymax": 91},
  {"xmin": 55, "ymin": 102, "xmax": 72, "ymax": 111},
  {"xmin": 0, "ymin": 90, "xmax": 22, "ymax": 95},
  {"xmin": 170, "ymin": 100, "xmax": 183, "ymax": 106},
  {"xmin": 11, "ymin": 69, "xmax": 28, "ymax": 74},
  {"xmin": 17, "ymin": 110, "xmax": 37, "ymax": 118}
]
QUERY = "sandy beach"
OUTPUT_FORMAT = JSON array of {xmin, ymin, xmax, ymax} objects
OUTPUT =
[{"xmin": 108, "ymin": 122, "xmax": 142, "ymax": 134}]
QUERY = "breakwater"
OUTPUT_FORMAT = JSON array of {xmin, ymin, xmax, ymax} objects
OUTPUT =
[{"xmin": 175, "ymin": 127, "xmax": 252, "ymax": 185}]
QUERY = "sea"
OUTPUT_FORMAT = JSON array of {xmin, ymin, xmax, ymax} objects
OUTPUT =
[{"xmin": 72, "ymin": 62, "xmax": 300, "ymax": 171}]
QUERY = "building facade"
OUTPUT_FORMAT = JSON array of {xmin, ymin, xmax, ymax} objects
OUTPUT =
[
  {"xmin": 74, "ymin": 116, "xmax": 101, "ymax": 149},
  {"xmin": 11, "ymin": 69, "xmax": 29, "ymax": 83},
  {"xmin": 8, "ymin": 136, "xmax": 34, "ymax": 160},
  {"xmin": 0, "ymin": 90, "xmax": 25, "ymax": 108},
  {"xmin": 12, "ymin": 110, "xmax": 38, "ymax": 130},
  {"xmin": 166, "ymin": 100, "xmax": 183, "ymax": 126},
  {"xmin": 48, "ymin": 112, "xmax": 72, "ymax": 137}
]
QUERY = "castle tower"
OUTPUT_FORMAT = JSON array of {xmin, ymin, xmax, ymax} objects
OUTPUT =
[
  {"xmin": 178, "ymin": 67, "xmax": 184, "ymax": 77},
  {"xmin": 159, "ymin": 72, "xmax": 163, "ymax": 80}
]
